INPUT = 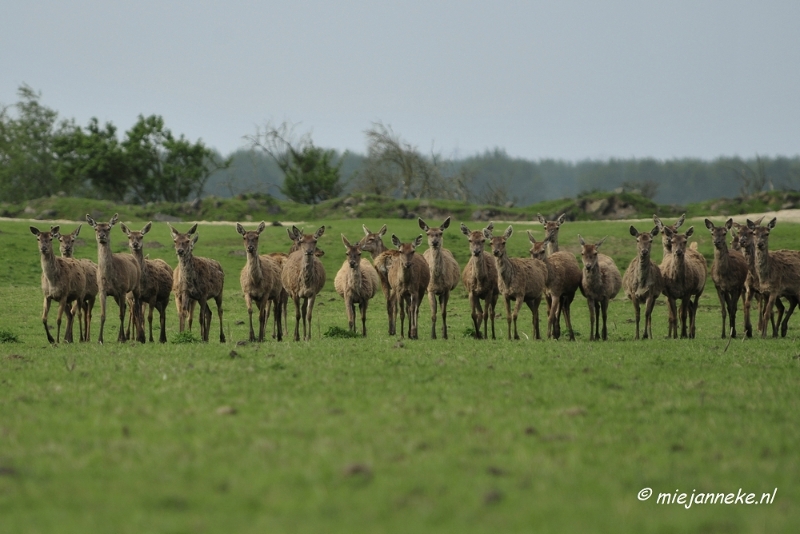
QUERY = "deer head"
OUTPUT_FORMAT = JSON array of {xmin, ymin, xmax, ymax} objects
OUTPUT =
[
  {"xmin": 578, "ymin": 234, "xmax": 607, "ymax": 272},
  {"xmin": 341, "ymin": 234, "xmax": 363, "ymax": 269},
  {"xmin": 526, "ymin": 230, "xmax": 548, "ymax": 261},
  {"xmin": 51, "ymin": 225, "xmax": 82, "ymax": 258},
  {"xmin": 30, "ymin": 226, "xmax": 57, "ymax": 256},
  {"xmin": 391, "ymin": 234, "xmax": 423, "ymax": 269},
  {"xmin": 120, "ymin": 221, "xmax": 153, "ymax": 253},
  {"xmin": 169, "ymin": 223, "xmax": 199, "ymax": 259},
  {"xmin": 419, "ymin": 217, "xmax": 451, "ymax": 250},
  {"xmin": 537, "ymin": 213, "xmax": 566, "ymax": 243},
  {"xmin": 461, "ymin": 223, "xmax": 490, "ymax": 258},
  {"xmin": 87, "ymin": 213, "xmax": 120, "ymax": 245},
  {"xmin": 629, "ymin": 225, "xmax": 659, "ymax": 260},
  {"xmin": 488, "ymin": 225, "xmax": 514, "ymax": 258},
  {"xmin": 237, "ymin": 221, "xmax": 266, "ymax": 255},
  {"xmin": 704, "ymin": 218, "xmax": 733, "ymax": 251},
  {"xmin": 359, "ymin": 224, "xmax": 387, "ymax": 254}
]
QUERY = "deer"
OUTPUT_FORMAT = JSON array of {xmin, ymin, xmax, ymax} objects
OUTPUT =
[
  {"xmin": 653, "ymin": 213, "xmax": 686, "ymax": 260},
  {"xmin": 359, "ymin": 224, "xmax": 399, "ymax": 335},
  {"xmin": 527, "ymin": 231, "xmax": 582, "ymax": 341},
  {"xmin": 120, "ymin": 222, "xmax": 174, "ymax": 343},
  {"xmin": 418, "ymin": 217, "xmax": 461, "ymax": 339},
  {"xmin": 537, "ymin": 213, "xmax": 567, "ymax": 255},
  {"xmin": 236, "ymin": 221, "xmax": 284, "ymax": 342},
  {"xmin": 486, "ymin": 225, "xmax": 547, "ymax": 340},
  {"xmin": 334, "ymin": 235, "xmax": 381, "ymax": 336},
  {"xmin": 658, "ymin": 225, "xmax": 707, "ymax": 339},
  {"xmin": 460, "ymin": 223, "xmax": 499, "ymax": 340},
  {"xmin": 30, "ymin": 226, "xmax": 86, "ymax": 344},
  {"xmin": 388, "ymin": 234, "xmax": 431, "ymax": 340},
  {"xmin": 621, "ymin": 226, "xmax": 664, "ymax": 340},
  {"xmin": 704, "ymin": 219, "xmax": 748, "ymax": 339},
  {"xmin": 578, "ymin": 235, "xmax": 622, "ymax": 341},
  {"xmin": 86, "ymin": 214, "xmax": 144, "ymax": 344},
  {"xmin": 52, "ymin": 224, "xmax": 97, "ymax": 342},
  {"xmin": 168, "ymin": 223, "xmax": 226, "ymax": 343},
  {"xmin": 280, "ymin": 226, "xmax": 326, "ymax": 341},
  {"xmin": 734, "ymin": 219, "xmax": 794, "ymax": 337},
  {"xmin": 749, "ymin": 217, "xmax": 800, "ymax": 339}
]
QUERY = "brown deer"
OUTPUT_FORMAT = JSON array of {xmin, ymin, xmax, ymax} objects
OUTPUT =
[
  {"xmin": 537, "ymin": 213, "xmax": 567, "ymax": 255},
  {"xmin": 169, "ymin": 223, "xmax": 226, "ymax": 343},
  {"xmin": 658, "ymin": 226, "xmax": 706, "ymax": 339},
  {"xmin": 460, "ymin": 223, "xmax": 499, "ymax": 340},
  {"xmin": 334, "ymin": 235, "xmax": 381, "ymax": 336},
  {"xmin": 653, "ymin": 213, "xmax": 686, "ymax": 259},
  {"xmin": 280, "ymin": 226, "xmax": 326, "ymax": 341},
  {"xmin": 237, "ymin": 221, "xmax": 284, "ymax": 342},
  {"xmin": 734, "ymin": 219, "xmax": 794, "ymax": 337},
  {"xmin": 52, "ymin": 224, "xmax": 97, "ymax": 342},
  {"xmin": 578, "ymin": 235, "xmax": 622, "ymax": 341},
  {"xmin": 359, "ymin": 224, "xmax": 399, "ymax": 335},
  {"xmin": 388, "ymin": 234, "xmax": 431, "ymax": 340},
  {"xmin": 704, "ymin": 218, "xmax": 748, "ymax": 338},
  {"xmin": 486, "ymin": 225, "xmax": 547, "ymax": 340},
  {"xmin": 30, "ymin": 226, "xmax": 86, "ymax": 344},
  {"xmin": 749, "ymin": 218, "xmax": 800, "ymax": 339},
  {"xmin": 621, "ymin": 226, "xmax": 664, "ymax": 340},
  {"xmin": 419, "ymin": 217, "xmax": 461, "ymax": 339},
  {"xmin": 120, "ymin": 222, "xmax": 174, "ymax": 343},
  {"xmin": 86, "ymin": 214, "xmax": 144, "ymax": 344},
  {"xmin": 527, "ymin": 231, "xmax": 582, "ymax": 340}
]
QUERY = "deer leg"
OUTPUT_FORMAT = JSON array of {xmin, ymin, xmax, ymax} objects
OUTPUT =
[
  {"xmin": 727, "ymin": 289, "xmax": 740, "ymax": 339},
  {"xmin": 360, "ymin": 300, "xmax": 368, "ymax": 337},
  {"xmin": 716, "ymin": 286, "xmax": 727, "ymax": 339},
  {"xmin": 469, "ymin": 292, "xmax": 483, "ymax": 339},
  {"xmin": 633, "ymin": 298, "xmax": 641, "ymax": 340},
  {"xmin": 594, "ymin": 301, "xmax": 602, "ymax": 340},
  {"xmin": 428, "ymin": 290, "xmax": 438, "ymax": 340},
  {"xmin": 245, "ymin": 294, "xmax": 256, "ymax": 342},
  {"xmin": 512, "ymin": 298, "xmax": 524, "ymax": 340},
  {"xmin": 504, "ymin": 296, "xmax": 513, "ymax": 340},
  {"xmin": 761, "ymin": 294, "xmax": 777, "ymax": 339},
  {"xmin": 305, "ymin": 295, "xmax": 316, "ymax": 341},
  {"xmin": 489, "ymin": 293, "xmax": 498, "ymax": 340},
  {"xmin": 530, "ymin": 297, "xmax": 541, "ymax": 340},
  {"xmin": 398, "ymin": 294, "xmax": 407, "ymax": 340},
  {"xmin": 561, "ymin": 294, "xmax": 575, "ymax": 341},
  {"xmin": 774, "ymin": 298, "xmax": 787, "ymax": 338},
  {"xmin": 586, "ymin": 298, "xmax": 596, "ymax": 341},
  {"xmin": 440, "ymin": 291, "xmax": 450, "ymax": 340},
  {"xmin": 779, "ymin": 297, "xmax": 795, "ymax": 337},
  {"xmin": 41, "ymin": 296, "xmax": 55, "ymax": 344},
  {"xmin": 549, "ymin": 293, "xmax": 562, "ymax": 340},
  {"xmin": 742, "ymin": 288, "xmax": 753, "ymax": 338}
]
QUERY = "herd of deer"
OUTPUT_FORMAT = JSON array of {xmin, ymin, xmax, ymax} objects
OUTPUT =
[{"xmin": 28, "ymin": 211, "xmax": 799, "ymax": 345}]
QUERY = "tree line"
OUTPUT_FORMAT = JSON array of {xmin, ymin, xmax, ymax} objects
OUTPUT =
[{"xmin": 3, "ymin": 85, "xmax": 800, "ymax": 207}]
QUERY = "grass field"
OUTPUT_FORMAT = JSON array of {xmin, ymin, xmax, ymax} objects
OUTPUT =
[{"xmin": 1, "ymin": 214, "xmax": 799, "ymax": 533}]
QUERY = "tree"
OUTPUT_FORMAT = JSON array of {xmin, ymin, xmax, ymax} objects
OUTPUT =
[
  {"xmin": 0, "ymin": 85, "xmax": 66, "ymax": 202},
  {"xmin": 247, "ymin": 121, "xmax": 344, "ymax": 204}
]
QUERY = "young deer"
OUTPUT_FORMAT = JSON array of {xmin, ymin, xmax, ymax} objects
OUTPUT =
[
  {"xmin": 537, "ymin": 213, "xmax": 567, "ymax": 255},
  {"xmin": 653, "ymin": 213, "xmax": 686, "ymax": 259},
  {"xmin": 749, "ymin": 218, "xmax": 800, "ymax": 339},
  {"xmin": 86, "ymin": 214, "xmax": 144, "ymax": 344},
  {"xmin": 237, "ymin": 221, "xmax": 284, "ymax": 342},
  {"xmin": 704, "ymin": 219, "xmax": 748, "ymax": 338},
  {"xmin": 280, "ymin": 226, "xmax": 326, "ymax": 341},
  {"xmin": 359, "ymin": 224, "xmax": 399, "ymax": 335},
  {"xmin": 486, "ymin": 225, "xmax": 547, "ymax": 340},
  {"xmin": 419, "ymin": 217, "xmax": 460, "ymax": 339},
  {"xmin": 621, "ymin": 226, "xmax": 664, "ymax": 340},
  {"xmin": 52, "ymin": 224, "xmax": 98, "ymax": 342},
  {"xmin": 460, "ymin": 223, "xmax": 499, "ymax": 340},
  {"xmin": 527, "ymin": 231, "xmax": 582, "ymax": 340},
  {"xmin": 579, "ymin": 235, "xmax": 622, "ymax": 341},
  {"xmin": 30, "ymin": 226, "xmax": 86, "ymax": 344},
  {"xmin": 388, "ymin": 234, "xmax": 431, "ymax": 340},
  {"xmin": 659, "ymin": 226, "xmax": 706, "ymax": 339},
  {"xmin": 169, "ymin": 223, "xmax": 226, "ymax": 343},
  {"xmin": 334, "ymin": 235, "xmax": 381, "ymax": 336},
  {"xmin": 121, "ymin": 222, "xmax": 174, "ymax": 343}
]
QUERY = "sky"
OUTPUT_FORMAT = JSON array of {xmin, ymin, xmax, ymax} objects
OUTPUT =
[{"xmin": 3, "ymin": 1, "xmax": 799, "ymax": 162}]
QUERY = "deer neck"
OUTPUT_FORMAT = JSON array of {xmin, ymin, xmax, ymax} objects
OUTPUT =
[
  {"xmin": 495, "ymin": 253, "xmax": 515, "ymax": 286},
  {"xmin": 672, "ymin": 253, "xmax": 687, "ymax": 285},
  {"xmin": 428, "ymin": 245, "xmax": 446, "ymax": 279},
  {"xmin": 742, "ymin": 242, "xmax": 757, "ymax": 272},
  {"xmin": 97, "ymin": 240, "xmax": 116, "ymax": 277},
  {"xmin": 301, "ymin": 252, "xmax": 316, "ymax": 286},
  {"xmin": 469, "ymin": 251, "xmax": 487, "ymax": 280},
  {"xmin": 637, "ymin": 252, "xmax": 652, "ymax": 287},
  {"xmin": 755, "ymin": 244, "xmax": 772, "ymax": 283},
  {"xmin": 247, "ymin": 250, "xmax": 264, "ymax": 284},
  {"xmin": 714, "ymin": 242, "xmax": 731, "ymax": 271},
  {"xmin": 39, "ymin": 246, "xmax": 59, "ymax": 284},
  {"xmin": 546, "ymin": 235, "xmax": 559, "ymax": 256},
  {"xmin": 364, "ymin": 239, "xmax": 387, "ymax": 259}
]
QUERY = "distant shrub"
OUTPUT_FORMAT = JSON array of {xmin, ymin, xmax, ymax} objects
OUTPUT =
[
  {"xmin": 0, "ymin": 330, "xmax": 19, "ymax": 343},
  {"xmin": 323, "ymin": 326, "xmax": 361, "ymax": 339},
  {"xmin": 171, "ymin": 331, "xmax": 200, "ymax": 344}
]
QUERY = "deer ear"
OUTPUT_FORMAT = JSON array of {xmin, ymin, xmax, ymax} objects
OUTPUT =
[
  {"xmin": 379, "ymin": 224, "xmax": 387, "ymax": 236},
  {"xmin": 768, "ymin": 217, "xmax": 777, "ymax": 230},
  {"xmin": 441, "ymin": 217, "xmax": 451, "ymax": 230},
  {"xmin": 482, "ymin": 228, "xmax": 492, "ymax": 240},
  {"xmin": 187, "ymin": 223, "xmax": 198, "ymax": 235},
  {"xmin": 192, "ymin": 234, "xmax": 199, "ymax": 245},
  {"xmin": 460, "ymin": 223, "xmax": 470, "ymax": 236},
  {"xmin": 652, "ymin": 215, "xmax": 663, "ymax": 229},
  {"xmin": 314, "ymin": 226, "xmax": 325, "ymax": 239},
  {"xmin": 168, "ymin": 223, "xmax": 179, "ymax": 240},
  {"xmin": 725, "ymin": 218, "xmax": 733, "ymax": 230},
  {"xmin": 362, "ymin": 224, "xmax": 371, "ymax": 236},
  {"xmin": 557, "ymin": 213, "xmax": 567, "ymax": 225},
  {"xmin": 236, "ymin": 223, "xmax": 245, "ymax": 236},
  {"xmin": 341, "ymin": 234, "xmax": 351, "ymax": 248},
  {"xmin": 685, "ymin": 226, "xmax": 694, "ymax": 238},
  {"xmin": 650, "ymin": 226, "xmax": 660, "ymax": 237},
  {"xmin": 596, "ymin": 236, "xmax": 607, "ymax": 249},
  {"xmin": 315, "ymin": 249, "xmax": 325, "ymax": 258},
  {"xmin": 30, "ymin": 226, "xmax": 41, "ymax": 236},
  {"xmin": 86, "ymin": 215, "xmax": 96, "ymax": 227},
  {"xmin": 503, "ymin": 226, "xmax": 513, "ymax": 240},
  {"xmin": 418, "ymin": 218, "xmax": 429, "ymax": 231},
  {"xmin": 746, "ymin": 219, "xmax": 755, "ymax": 230},
  {"xmin": 527, "ymin": 230, "xmax": 537, "ymax": 244},
  {"xmin": 257, "ymin": 221, "xmax": 266, "ymax": 234},
  {"xmin": 413, "ymin": 234, "xmax": 424, "ymax": 248},
  {"xmin": 142, "ymin": 222, "xmax": 152, "ymax": 235},
  {"xmin": 629, "ymin": 226, "xmax": 639, "ymax": 237},
  {"xmin": 120, "ymin": 223, "xmax": 131, "ymax": 236},
  {"xmin": 675, "ymin": 213, "xmax": 686, "ymax": 229},
  {"xmin": 537, "ymin": 213, "xmax": 546, "ymax": 225},
  {"xmin": 50, "ymin": 225, "xmax": 60, "ymax": 236},
  {"xmin": 578, "ymin": 234, "xmax": 586, "ymax": 246},
  {"xmin": 74, "ymin": 224, "xmax": 82, "ymax": 237},
  {"xmin": 391, "ymin": 234, "xmax": 402, "ymax": 248},
  {"xmin": 704, "ymin": 219, "xmax": 714, "ymax": 231},
  {"xmin": 110, "ymin": 213, "xmax": 119, "ymax": 226}
]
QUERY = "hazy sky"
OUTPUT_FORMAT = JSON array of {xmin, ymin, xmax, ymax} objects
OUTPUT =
[{"xmin": 3, "ymin": 1, "xmax": 799, "ymax": 161}]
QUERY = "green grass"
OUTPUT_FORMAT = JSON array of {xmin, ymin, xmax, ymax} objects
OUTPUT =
[{"xmin": 1, "ymin": 216, "xmax": 800, "ymax": 533}]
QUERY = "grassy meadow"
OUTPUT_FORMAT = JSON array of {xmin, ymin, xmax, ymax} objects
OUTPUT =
[{"xmin": 1, "ymin": 214, "xmax": 799, "ymax": 533}]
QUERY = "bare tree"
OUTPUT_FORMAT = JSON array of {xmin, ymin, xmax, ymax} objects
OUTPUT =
[{"xmin": 728, "ymin": 155, "xmax": 770, "ymax": 198}]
